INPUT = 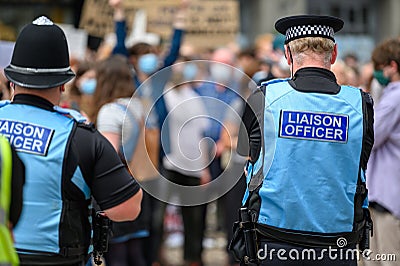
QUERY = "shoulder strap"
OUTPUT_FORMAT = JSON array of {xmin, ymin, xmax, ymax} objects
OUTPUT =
[
  {"xmin": 0, "ymin": 100, "xmax": 11, "ymax": 108},
  {"xmin": 260, "ymin": 78, "xmax": 290, "ymax": 87},
  {"xmin": 53, "ymin": 106, "xmax": 87, "ymax": 123}
]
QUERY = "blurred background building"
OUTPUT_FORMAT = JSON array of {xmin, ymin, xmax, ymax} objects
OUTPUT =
[{"xmin": 1, "ymin": 0, "xmax": 400, "ymax": 64}]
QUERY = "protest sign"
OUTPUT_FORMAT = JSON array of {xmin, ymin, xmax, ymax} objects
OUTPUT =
[{"xmin": 79, "ymin": 0, "xmax": 239, "ymax": 48}]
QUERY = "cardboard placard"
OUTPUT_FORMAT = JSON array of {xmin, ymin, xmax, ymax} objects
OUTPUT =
[
  {"xmin": 79, "ymin": 0, "xmax": 115, "ymax": 38},
  {"xmin": 184, "ymin": 0, "xmax": 239, "ymax": 48},
  {"xmin": 79, "ymin": 0, "xmax": 239, "ymax": 48}
]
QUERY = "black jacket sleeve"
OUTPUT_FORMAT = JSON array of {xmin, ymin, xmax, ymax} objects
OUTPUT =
[
  {"xmin": 10, "ymin": 146, "xmax": 25, "ymax": 226},
  {"xmin": 237, "ymin": 87, "xmax": 265, "ymax": 163},
  {"xmin": 361, "ymin": 91, "xmax": 374, "ymax": 170},
  {"xmin": 74, "ymin": 124, "xmax": 141, "ymax": 211}
]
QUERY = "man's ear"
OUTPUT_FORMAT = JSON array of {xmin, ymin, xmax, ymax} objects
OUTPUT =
[
  {"xmin": 284, "ymin": 45, "xmax": 291, "ymax": 65},
  {"xmin": 331, "ymin": 44, "xmax": 338, "ymax": 64},
  {"xmin": 60, "ymin": 85, "xmax": 65, "ymax": 92},
  {"xmin": 389, "ymin": 60, "xmax": 398, "ymax": 72}
]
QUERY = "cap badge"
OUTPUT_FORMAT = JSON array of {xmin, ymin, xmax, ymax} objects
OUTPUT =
[{"xmin": 32, "ymin": 16, "xmax": 54, "ymax": 26}]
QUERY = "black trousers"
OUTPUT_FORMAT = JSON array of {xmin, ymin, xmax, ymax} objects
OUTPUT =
[
  {"xmin": 165, "ymin": 169, "xmax": 206, "ymax": 263},
  {"xmin": 104, "ymin": 238, "xmax": 145, "ymax": 266}
]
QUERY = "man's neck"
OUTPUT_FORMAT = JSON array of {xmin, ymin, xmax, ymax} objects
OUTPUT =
[
  {"xmin": 391, "ymin": 72, "xmax": 400, "ymax": 82},
  {"xmin": 14, "ymin": 87, "xmax": 61, "ymax": 106},
  {"xmin": 292, "ymin": 60, "xmax": 331, "ymax": 74}
]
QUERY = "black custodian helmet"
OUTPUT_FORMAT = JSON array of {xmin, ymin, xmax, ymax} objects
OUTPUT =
[{"xmin": 4, "ymin": 16, "xmax": 75, "ymax": 89}]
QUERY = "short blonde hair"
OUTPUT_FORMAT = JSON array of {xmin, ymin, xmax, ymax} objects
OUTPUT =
[{"xmin": 288, "ymin": 37, "xmax": 335, "ymax": 67}]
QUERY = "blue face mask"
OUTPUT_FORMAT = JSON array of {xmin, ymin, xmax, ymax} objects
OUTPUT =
[
  {"xmin": 183, "ymin": 63, "xmax": 198, "ymax": 80},
  {"xmin": 138, "ymin": 53, "xmax": 159, "ymax": 75},
  {"xmin": 373, "ymin": 70, "xmax": 390, "ymax": 86},
  {"xmin": 79, "ymin": 78, "xmax": 96, "ymax": 95}
]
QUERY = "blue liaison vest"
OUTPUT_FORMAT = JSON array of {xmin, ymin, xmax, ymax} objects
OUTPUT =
[
  {"xmin": 0, "ymin": 101, "xmax": 91, "ymax": 260},
  {"xmin": 244, "ymin": 79, "xmax": 367, "ymax": 236}
]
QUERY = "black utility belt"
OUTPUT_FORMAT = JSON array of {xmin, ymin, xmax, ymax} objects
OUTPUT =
[
  {"xmin": 18, "ymin": 250, "xmax": 86, "ymax": 266},
  {"xmin": 255, "ymin": 223, "xmax": 361, "ymax": 248}
]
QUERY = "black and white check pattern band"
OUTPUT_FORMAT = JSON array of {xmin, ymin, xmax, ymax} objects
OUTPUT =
[{"xmin": 285, "ymin": 24, "xmax": 335, "ymax": 43}]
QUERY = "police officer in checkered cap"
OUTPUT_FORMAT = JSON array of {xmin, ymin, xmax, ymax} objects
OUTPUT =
[
  {"xmin": 0, "ymin": 16, "xmax": 143, "ymax": 265},
  {"xmin": 232, "ymin": 15, "xmax": 374, "ymax": 265}
]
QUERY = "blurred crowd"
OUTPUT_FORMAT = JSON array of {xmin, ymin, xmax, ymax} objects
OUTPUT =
[{"xmin": 0, "ymin": 1, "xmax": 398, "ymax": 266}]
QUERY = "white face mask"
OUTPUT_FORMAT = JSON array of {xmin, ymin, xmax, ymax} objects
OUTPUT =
[
  {"xmin": 209, "ymin": 63, "xmax": 232, "ymax": 84},
  {"xmin": 78, "ymin": 78, "xmax": 97, "ymax": 95}
]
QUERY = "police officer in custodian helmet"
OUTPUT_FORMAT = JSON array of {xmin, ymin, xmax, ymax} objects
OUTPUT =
[
  {"xmin": 0, "ymin": 16, "xmax": 143, "ymax": 265},
  {"xmin": 234, "ymin": 15, "xmax": 374, "ymax": 265}
]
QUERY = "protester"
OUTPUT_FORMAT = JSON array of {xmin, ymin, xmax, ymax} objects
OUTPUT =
[
  {"xmin": 235, "ymin": 15, "xmax": 374, "ymax": 265},
  {"xmin": 162, "ymin": 65, "xmax": 211, "ymax": 266},
  {"xmin": 0, "ymin": 72, "xmax": 11, "ymax": 100},
  {"xmin": 60, "ymin": 60, "xmax": 95, "ymax": 115},
  {"xmin": 92, "ymin": 54, "xmax": 154, "ymax": 266},
  {"xmin": 365, "ymin": 37, "xmax": 400, "ymax": 266},
  {"xmin": 194, "ymin": 47, "xmax": 241, "ymax": 240},
  {"xmin": 332, "ymin": 59, "xmax": 359, "ymax": 86},
  {"xmin": 236, "ymin": 48, "xmax": 259, "ymax": 90},
  {"xmin": 252, "ymin": 57, "xmax": 276, "ymax": 85},
  {"xmin": 0, "ymin": 136, "xmax": 25, "ymax": 266},
  {"xmin": 1, "ymin": 16, "xmax": 142, "ymax": 265},
  {"xmin": 254, "ymin": 33, "xmax": 281, "ymax": 64},
  {"xmin": 195, "ymin": 47, "xmax": 240, "ymax": 182},
  {"xmin": 109, "ymin": 1, "xmax": 188, "ymax": 264}
]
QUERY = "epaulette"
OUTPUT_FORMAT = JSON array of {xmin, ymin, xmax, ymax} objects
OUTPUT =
[
  {"xmin": 53, "ymin": 106, "xmax": 87, "ymax": 123},
  {"xmin": 0, "ymin": 100, "xmax": 11, "ymax": 108},
  {"xmin": 77, "ymin": 121, "xmax": 96, "ymax": 132},
  {"xmin": 260, "ymin": 78, "xmax": 290, "ymax": 87}
]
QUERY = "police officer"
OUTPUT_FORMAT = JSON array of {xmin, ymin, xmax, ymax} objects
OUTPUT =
[
  {"xmin": 0, "ymin": 135, "xmax": 25, "ymax": 266},
  {"xmin": 236, "ymin": 15, "xmax": 374, "ymax": 265},
  {"xmin": 0, "ymin": 16, "xmax": 142, "ymax": 265}
]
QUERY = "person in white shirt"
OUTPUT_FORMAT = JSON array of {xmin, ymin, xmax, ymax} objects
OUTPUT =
[{"xmin": 162, "ymin": 70, "xmax": 211, "ymax": 266}]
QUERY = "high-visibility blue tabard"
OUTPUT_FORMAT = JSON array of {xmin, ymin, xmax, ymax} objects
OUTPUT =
[
  {"xmin": 0, "ymin": 101, "xmax": 90, "ymax": 254},
  {"xmin": 246, "ymin": 79, "xmax": 364, "ymax": 233}
]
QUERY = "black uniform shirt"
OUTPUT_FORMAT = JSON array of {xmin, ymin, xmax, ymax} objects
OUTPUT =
[
  {"xmin": 11, "ymin": 94, "xmax": 140, "ymax": 210},
  {"xmin": 237, "ymin": 67, "xmax": 374, "ymax": 170}
]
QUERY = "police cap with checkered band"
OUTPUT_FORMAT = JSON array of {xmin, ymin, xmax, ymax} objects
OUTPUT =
[
  {"xmin": 4, "ymin": 16, "xmax": 75, "ymax": 89},
  {"xmin": 275, "ymin": 15, "xmax": 344, "ymax": 44}
]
